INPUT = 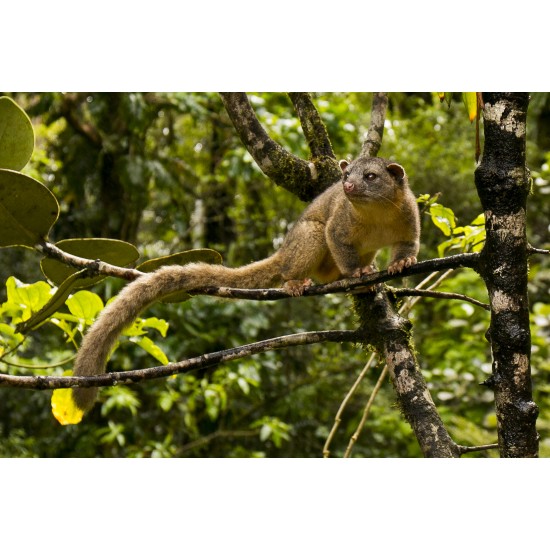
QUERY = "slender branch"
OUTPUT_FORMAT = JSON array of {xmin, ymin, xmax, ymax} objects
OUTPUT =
[
  {"xmin": 219, "ymin": 92, "xmax": 341, "ymax": 200},
  {"xmin": 396, "ymin": 269, "xmax": 453, "ymax": 313},
  {"xmin": 0, "ymin": 330, "xmax": 360, "ymax": 390},
  {"xmin": 361, "ymin": 93, "xmax": 389, "ymax": 158},
  {"xmin": 457, "ymin": 443, "xmax": 499, "ymax": 456},
  {"xmin": 527, "ymin": 246, "xmax": 550, "ymax": 255},
  {"xmin": 323, "ymin": 353, "xmax": 377, "ymax": 458},
  {"xmin": 391, "ymin": 288, "xmax": 490, "ymax": 311},
  {"xmin": 343, "ymin": 363, "xmax": 389, "ymax": 458},
  {"xmin": 287, "ymin": 93, "xmax": 335, "ymax": 159}
]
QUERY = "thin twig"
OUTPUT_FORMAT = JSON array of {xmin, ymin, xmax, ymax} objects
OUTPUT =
[
  {"xmin": 391, "ymin": 288, "xmax": 490, "ymax": 311},
  {"xmin": 527, "ymin": 246, "xmax": 550, "ymax": 255},
  {"xmin": 343, "ymin": 364, "xmax": 389, "ymax": 458},
  {"xmin": 323, "ymin": 353, "xmax": 377, "ymax": 458},
  {"xmin": 457, "ymin": 443, "xmax": 499, "ymax": 455}
]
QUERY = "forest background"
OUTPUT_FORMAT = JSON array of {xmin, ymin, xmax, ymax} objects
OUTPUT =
[{"xmin": 0, "ymin": 91, "xmax": 549, "ymax": 458}]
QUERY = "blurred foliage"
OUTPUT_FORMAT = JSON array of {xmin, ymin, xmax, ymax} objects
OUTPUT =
[{"xmin": 0, "ymin": 92, "xmax": 548, "ymax": 457}]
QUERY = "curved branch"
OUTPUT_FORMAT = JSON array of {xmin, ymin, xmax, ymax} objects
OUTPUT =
[
  {"xmin": 391, "ymin": 288, "xmax": 490, "ymax": 311},
  {"xmin": 0, "ymin": 330, "xmax": 360, "ymax": 390},
  {"xmin": 287, "ymin": 92, "xmax": 335, "ymax": 159},
  {"xmin": 361, "ymin": 92, "xmax": 389, "ymax": 158},
  {"xmin": 219, "ymin": 92, "xmax": 341, "ymax": 200}
]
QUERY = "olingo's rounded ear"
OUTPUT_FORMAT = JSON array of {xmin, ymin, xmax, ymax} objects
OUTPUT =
[
  {"xmin": 386, "ymin": 163, "xmax": 406, "ymax": 182},
  {"xmin": 339, "ymin": 159, "xmax": 349, "ymax": 172}
]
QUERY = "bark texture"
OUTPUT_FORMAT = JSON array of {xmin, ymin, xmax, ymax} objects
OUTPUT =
[
  {"xmin": 355, "ymin": 292, "xmax": 460, "ymax": 457},
  {"xmin": 219, "ymin": 92, "xmax": 341, "ymax": 201},
  {"xmin": 474, "ymin": 92, "xmax": 538, "ymax": 457},
  {"xmin": 361, "ymin": 92, "xmax": 388, "ymax": 158}
]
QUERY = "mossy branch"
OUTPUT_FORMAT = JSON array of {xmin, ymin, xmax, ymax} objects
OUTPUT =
[{"xmin": 219, "ymin": 92, "xmax": 340, "ymax": 201}]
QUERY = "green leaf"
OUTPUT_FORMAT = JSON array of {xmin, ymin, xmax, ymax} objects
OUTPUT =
[
  {"xmin": 429, "ymin": 203, "xmax": 457, "ymax": 236},
  {"xmin": 134, "ymin": 336, "xmax": 169, "ymax": 365},
  {"xmin": 16, "ymin": 269, "xmax": 88, "ymax": 334},
  {"xmin": 0, "ymin": 169, "xmax": 59, "ymax": 249},
  {"xmin": 66, "ymin": 290, "xmax": 105, "ymax": 322},
  {"xmin": 101, "ymin": 387, "xmax": 140, "ymax": 416},
  {"xmin": 0, "ymin": 322, "xmax": 24, "ymax": 352},
  {"xmin": 0, "ymin": 96, "xmax": 35, "ymax": 170},
  {"xmin": 41, "ymin": 238, "xmax": 140, "ymax": 288},
  {"xmin": 4, "ymin": 277, "xmax": 53, "ymax": 323},
  {"xmin": 124, "ymin": 316, "xmax": 169, "ymax": 338},
  {"xmin": 137, "ymin": 249, "xmax": 223, "ymax": 303}
]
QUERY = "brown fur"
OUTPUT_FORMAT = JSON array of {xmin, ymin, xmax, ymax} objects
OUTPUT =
[{"xmin": 72, "ymin": 157, "xmax": 420, "ymax": 412}]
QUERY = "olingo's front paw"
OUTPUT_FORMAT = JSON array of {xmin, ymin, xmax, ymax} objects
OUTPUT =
[{"xmin": 388, "ymin": 256, "xmax": 417, "ymax": 275}]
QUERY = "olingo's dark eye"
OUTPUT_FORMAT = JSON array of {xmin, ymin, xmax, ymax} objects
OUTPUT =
[{"xmin": 364, "ymin": 172, "xmax": 376, "ymax": 181}]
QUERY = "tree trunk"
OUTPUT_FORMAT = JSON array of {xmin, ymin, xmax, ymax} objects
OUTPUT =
[{"xmin": 474, "ymin": 92, "xmax": 538, "ymax": 457}]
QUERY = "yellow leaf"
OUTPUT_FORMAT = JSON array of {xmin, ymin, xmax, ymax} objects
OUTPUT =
[
  {"xmin": 462, "ymin": 92, "xmax": 477, "ymax": 122},
  {"xmin": 51, "ymin": 385, "xmax": 85, "ymax": 425}
]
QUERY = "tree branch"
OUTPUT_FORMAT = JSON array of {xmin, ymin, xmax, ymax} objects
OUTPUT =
[
  {"xmin": 219, "ymin": 92, "xmax": 341, "ymax": 201},
  {"xmin": 354, "ymin": 291, "xmax": 460, "ymax": 457},
  {"xmin": 0, "ymin": 330, "xmax": 360, "ymax": 390},
  {"xmin": 361, "ymin": 92, "xmax": 389, "ymax": 158},
  {"xmin": 192, "ymin": 253, "xmax": 480, "ymax": 301},
  {"xmin": 37, "ymin": 237, "xmax": 480, "ymax": 301},
  {"xmin": 287, "ymin": 92, "xmax": 336, "ymax": 159},
  {"xmin": 36, "ymin": 241, "xmax": 142, "ymax": 281}
]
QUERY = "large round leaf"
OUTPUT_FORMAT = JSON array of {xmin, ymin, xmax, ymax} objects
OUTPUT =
[
  {"xmin": 0, "ymin": 169, "xmax": 59, "ymax": 248},
  {"xmin": 41, "ymin": 238, "xmax": 140, "ymax": 288},
  {"xmin": 0, "ymin": 96, "xmax": 35, "ymax": 170}
]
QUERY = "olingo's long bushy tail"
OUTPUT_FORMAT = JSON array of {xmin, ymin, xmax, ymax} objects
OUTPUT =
[{"xmin": 72, "ymin": 257, "xmax": 283, "ymax": 411}]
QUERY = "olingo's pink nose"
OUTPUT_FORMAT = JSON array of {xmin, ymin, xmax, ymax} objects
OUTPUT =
[{"xmin": 343, "ymin": 181, "xmax": 354, "ymax": 193}]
